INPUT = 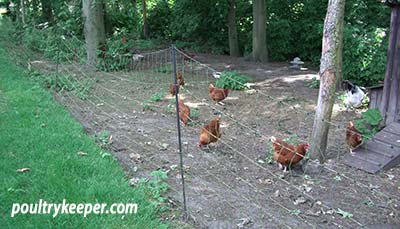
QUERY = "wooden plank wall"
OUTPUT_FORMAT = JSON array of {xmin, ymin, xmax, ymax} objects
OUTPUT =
[{"xmin": 380, "ymin": 6, "xmax": 400, "ymax": 125}]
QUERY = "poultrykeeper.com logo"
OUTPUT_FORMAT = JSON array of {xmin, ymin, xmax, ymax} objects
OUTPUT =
[{"xmin": 11, "ymin": 199, "xmax": 138, "ymax": 218}]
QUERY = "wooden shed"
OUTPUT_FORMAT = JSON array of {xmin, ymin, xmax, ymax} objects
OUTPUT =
[{"xmin": 343, "ymin": 1, "xmax": 400, "ymax": 174}]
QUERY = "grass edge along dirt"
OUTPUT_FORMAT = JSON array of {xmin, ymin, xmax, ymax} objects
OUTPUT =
[{"xmin": 0, "ymin": 45, "xmax": 177, "ymax": 228}]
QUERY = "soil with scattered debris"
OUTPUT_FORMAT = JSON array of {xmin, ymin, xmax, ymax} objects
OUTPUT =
[{"xmin": 32, "ymin": 50, "xmax": 399, "ymax": 229}]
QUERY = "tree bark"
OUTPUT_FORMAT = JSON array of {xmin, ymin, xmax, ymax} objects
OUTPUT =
[
  {"xmin": 309, "ymin": 0, "xmax": 345, "ymax": 162},
  {"xmin": 251, "ymin": 0, "xmax": 268, "ymax": 62},
  {"xmin": 103, "ymin": 2, "xmax": 113, "ymax": 36},
  {"xmin": 21, "ymin": 0, "xmax": 26, "ymax": 26},
  {"xmin": 82, "ymin": 0, "xmax": 107, "ymax": 68},
  {"xmin": 142, "ymin": 0, "xmax": 149, "ymax": 38},
  {"xmin": 40, "ymin": 0, "xmax": 53, "ymax": 23},
  {"xmin": 228, "ymin": 0, "xmax": 240, "ymax": 57}
]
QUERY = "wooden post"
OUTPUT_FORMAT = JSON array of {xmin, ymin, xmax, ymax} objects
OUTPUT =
[
  {"xmin": 381, "ymin": 3, "xmax": 400, "ymax": 125},
  {"xmin": 309, "ymin": 0, "xmax": 345, "ymax": 162}
]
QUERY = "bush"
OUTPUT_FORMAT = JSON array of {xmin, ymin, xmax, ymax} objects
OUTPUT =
[
  {"xmin": 343, "ymin": 27, "xmax": 389, "ymax": 87},
  {"xmin": 215, "ymin": 71, "xmax": 250, "ymax": 90}
]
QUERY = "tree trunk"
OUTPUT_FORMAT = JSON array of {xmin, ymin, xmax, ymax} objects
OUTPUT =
[
  {"xmin": 309, "ymin": 0, "xmax": 345, "ymax": 162},
  {"xmin": 251, "ymin": 0, "xmax": 268, "ymax": 62},
  {"xmin": 228, "ymin": 0, "xmax": 240, "ymax": 57},
  {"xmin": 21, "ymin": 0, "xmax": 26, "ymax": 26},
  {"xmin": 103, "ymin": 2, "xmax": 113, "ymax": 36},
  {"xmin": 142, "ymin": 0, "xmax": 149, "ymax": 38},
  {"xmin": 40, "ymin": 0, "xmax": 53, "ymax": 23},
  {"xmin": 82, "ymin": 0, "xmax": 107, "ymax": 68}
]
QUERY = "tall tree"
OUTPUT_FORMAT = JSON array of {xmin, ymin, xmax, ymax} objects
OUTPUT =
[
  {"xmin": 228, "ymin": 0, "xmax": 240, "ymax": 56},
  {"xmin": 309, "ymin": 0, "xmax": 346, "ymax": 162},
  {"xmin": 103, "ymin": 2, "xmax": 112, "ymax": 35},
  {"xmin": 251, "ymin": 0, "xmax": 268, "ymax": 62},
  {"xmin": 82, "ymin": 0, "xmax": 106, "ymax": 68},
  {"xmin": 142, "ymin": 0, "xmax": 149, "ymax": 38},
  {"xmin": 20, "ymin": 0, "xmax": 26, "ymax": 26},
  {"xmin": 40, "ymin": 0, "xmax": 53, "ymax": 23}
]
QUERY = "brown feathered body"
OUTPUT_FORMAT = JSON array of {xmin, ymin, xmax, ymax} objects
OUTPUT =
[
  {"xmin": 271, "ymin": 136, "xmax": 309, "ymax": 168},
  {"xmin": 169, "ymin": 72, "xmax": 184, "ymax": 96},
  {"xmin": 169, "ymin": 83, "xmax": 177, "ymax": 96},
  {"xmin": 177, "ymin": 72, "xmax": 185, "ymax": 86},
  {"xmin": 346, "ymin": 121, "xmax": 362, "ymax": 150},
  {"xmin": 178, "ymin": 99, "xmax": 190, "ymax": 126},
  {"xmin": 209, "ymin": 84, "xmax": 230, "ymax": 102},
  {"xmin": 198, "ymin": 118, "xmax": 221, "ymax": 147}
]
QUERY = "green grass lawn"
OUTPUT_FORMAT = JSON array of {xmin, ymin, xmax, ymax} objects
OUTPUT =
[{"xmin": 0, "ymin": 45, "xmax": 170, "ymax": 228}]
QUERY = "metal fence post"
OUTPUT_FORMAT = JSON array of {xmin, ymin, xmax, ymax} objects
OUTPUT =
[{"xmin": 171, "ymin": 45, "xmax": 188, "ymax": 221}]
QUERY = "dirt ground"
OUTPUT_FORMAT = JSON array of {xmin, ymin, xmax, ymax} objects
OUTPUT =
[{"xmin": 32, "ymin": 50, "xmax": 400, "ymax": 229}]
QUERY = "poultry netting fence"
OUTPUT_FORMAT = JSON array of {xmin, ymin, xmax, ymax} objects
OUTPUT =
[{"xmin": 4, "ymin": 35, "xmax": 399, "ymax": 228}]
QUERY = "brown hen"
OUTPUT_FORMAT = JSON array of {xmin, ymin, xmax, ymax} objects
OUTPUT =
[
  {"xmin": 345, "ymin": 121, "xmax": 363, "ymax": 154},
  {"xmin": 209, "ymin": 84, "xmax": 230, "ymax": 103},
  {"xmin": 270, "ymin": 136, "xmax": 309, "ymax": 172},
  {"xmin": 169, "ymin": 72, "xmax": 185, "ymax": 96},
  {"xmin": 198, "ymin": 118, "xmax": 222, "ymax": 147},
  {"xmin": 177, "ymin": 99, "xmax": 190, "ymax": 126},
  {"xmin": 177, "ymin": 71, "xmax": 185, "ymax": 86}
]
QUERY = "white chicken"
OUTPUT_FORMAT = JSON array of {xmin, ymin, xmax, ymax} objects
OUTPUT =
[{"xmin": 342, "ymin": 80, "xmax": 366, "ymax": 108}]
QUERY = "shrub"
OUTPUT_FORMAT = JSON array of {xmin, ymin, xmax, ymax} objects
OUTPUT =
[
  {"xmin": 306, "ymin": 77, "xmax": 320, "ymax": 89},
  {"xmin": 343, "ymin": 27, "xmax": 389, "ymax": 87},
  {"xmin": 151, "ymin": 92, "xmax": 164, "ymax": 102},
  {"xmin": 215, "ymin": 71, "xmax": 250, "ymax": 90}
]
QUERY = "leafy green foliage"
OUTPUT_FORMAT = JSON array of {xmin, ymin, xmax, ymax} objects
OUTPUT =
[
  {"xmin": 28, "ymin": 70, "xmax": 91, "ymax": 99},
  {"xmin": 151, "ymin": 92, "xmax": 164, "ymax": 102},
  {"xmin": 95, "ymin": 130, "xmax": 113, "ymax": 148},
  {"xmin": 140, "ymin": 170, "xmax": 169, "ymax": 204},
  {"xmin": 97, "ymin": 32, "xmax": 133, "ymax": 71},
  {"xmin": 364, "ymin": 200, "xmax": 375, "ymax": 207},
  {"xmin": 306, "ymin": 77, "xmax": 320, "ymax": 89},
  {"xmin": 2, "ymin": 0, "xmax": 391, "ymax": 88},
  {"xmin": 290, "ymin": 209, "xmax": 301, "ymax": 216},
  {"xmin": 142, "ymin": 101, "xmax": 154, "ymax": 111},
  {"xmin": 354, "ymin": 108, "xmax": 382, "ymax": 140},
  {"xmin": 215, "ymin": 71, "xmax": 250, "ymax": 90},
  {"xmin": 334, "ymin": 175, "xmax": 342, "ymax": 181},
  {"xmin": 343, "ymin": 27, "xmax": 388, "ymax": 87},
  {"xmin": 337, "ymin": 208, "xmax": 353, "ymax": 219},
  {"xmin": 189, "ymin": 108, "xmax": 200, "ymax": 120}
]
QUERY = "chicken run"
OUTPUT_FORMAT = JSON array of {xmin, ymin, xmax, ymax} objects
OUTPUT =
[{"xmin": 30, "ymin": 47, "xmax": 399, "ymax": 228}]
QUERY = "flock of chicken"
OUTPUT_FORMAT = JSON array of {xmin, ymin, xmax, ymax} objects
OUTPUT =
[{"xmin": 167, "ymin": 72, "xmax": 365, "ymax": 172}]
